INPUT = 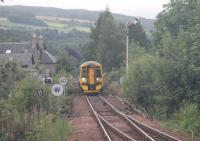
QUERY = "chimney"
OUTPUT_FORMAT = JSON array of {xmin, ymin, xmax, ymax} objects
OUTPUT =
[
  {"xmin": 38, "ymin": 35, "xmax": 45, "ymax": 63},
  {"xmin": 38, "ymin": 35, "xmax": 45, "ymax": 50},
  {"xmin": 32, "ymin": 33, "xmax": 37, "ymax": 49}
]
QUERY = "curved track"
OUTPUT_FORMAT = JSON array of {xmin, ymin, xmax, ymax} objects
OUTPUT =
[
  {"xmin": 101, "ymin": 92, "xmax": 182, "ymax": 141},
  {"xmin": 85, "ymin": 91, "xmax": 182, "ymax": 141},
  {"xmin": 86, "ymin": 95, "xmax": 154, "ymax": 141}
]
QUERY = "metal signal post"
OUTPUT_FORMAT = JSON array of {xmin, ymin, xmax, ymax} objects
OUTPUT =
[
  {"xmin": 126, "ymin": 23, "xmax": 129, "ymax": 74},
  {"xmin": 125, "ymin": 18, "xmax": 139, "ymax": 75}
]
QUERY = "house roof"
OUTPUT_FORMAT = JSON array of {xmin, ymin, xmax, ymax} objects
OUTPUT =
[
  {"xmin": 0, "ymin": 53, "xmax": 33, "ymax": 66},
  {"xmin": 0, "ymin": 42, "xmax": 34, "ymax": 54},
  {"xmin": 0, "ymin": 41, "xmax": 57, "ymax": 65},
  {"xmin": 40, "ymin": 50, "xmax": 57, "ymax": 64}
]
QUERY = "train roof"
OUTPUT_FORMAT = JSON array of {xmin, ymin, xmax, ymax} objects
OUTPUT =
[{"xmin": 80, "ymin": 61, "xmax": 101, "ymax": 67}]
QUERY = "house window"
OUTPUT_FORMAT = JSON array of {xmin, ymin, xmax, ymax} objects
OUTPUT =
[{"xmin": 6, "ymin": 50, "xmax": 11, "ymax": 54}]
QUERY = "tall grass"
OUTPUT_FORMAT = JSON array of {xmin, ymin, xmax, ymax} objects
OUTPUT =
[
  {"xmin": 27, "ymin": 113, "xmax": 72, "ymax": 141},
  {"xmin": 163, "ymin": 103, "xmax": 200, "ymax": 138}
]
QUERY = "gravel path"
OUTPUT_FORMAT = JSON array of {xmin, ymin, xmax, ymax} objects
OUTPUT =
[{"xmin": 69, "ymin": 95, "xmax": 104, "ymax": 141}]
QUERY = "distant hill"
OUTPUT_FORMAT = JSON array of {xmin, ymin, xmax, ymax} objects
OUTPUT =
[
  {"xmin": 0, "ymin": 6, "xmax": 154, "ymax": 34},
  {"xmin": 0, "ymin": 6, "xmax": 155, "ymax": 55}
]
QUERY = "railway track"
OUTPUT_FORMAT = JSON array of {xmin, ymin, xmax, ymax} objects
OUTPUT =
[
  {"xmin": 85, "ymin": 92, "xmax": 182, "ymax": 141},
  {"xmin": 86, "ymin": 95, "xmax": 143, "ymax": 141},
  {"xmin": 103, "ymin": 90, "xmax": 150, "ymax": 119}
]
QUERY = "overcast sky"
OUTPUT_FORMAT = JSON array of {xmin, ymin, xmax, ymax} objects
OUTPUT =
[{"xmin": 2, "ymin": 0, "xmax": 170, "ymax": 19}]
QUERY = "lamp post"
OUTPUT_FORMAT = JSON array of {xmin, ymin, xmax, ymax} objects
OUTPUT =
[{"xmin": 125, "ymin": 18, "xmax": 139, "ymax": 75}]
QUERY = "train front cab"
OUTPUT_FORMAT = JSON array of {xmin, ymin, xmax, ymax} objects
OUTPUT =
[{"xmin": 80, "ymin": 62, "xmax": 103, "ymax": 94}]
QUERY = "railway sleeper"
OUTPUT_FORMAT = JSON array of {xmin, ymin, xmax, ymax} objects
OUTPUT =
[
  {"xmin": 99, "ymin": 95, "xmax": 156, "ymax": 141},
  {"xmin": 126, "ymin": 115, "xmax": 182, "ymax": 141},
  {"xmin": 85, "ymin": 96, "xmax": 112, "ymax": 141},
  {"xmin": 97, "ymin": 113, "xmax": 136, "ymax": 141}
]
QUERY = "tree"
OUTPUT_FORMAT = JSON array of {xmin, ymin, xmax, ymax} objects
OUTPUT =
[
  {"xmin": 153, "ymin": 0, "xmax": 199, "ymax": 45},
  {"xmin": 81, "ymin": 42, "xmax": 96, "ymax": 61},
  {"xmin": 82, "ymin": 9, "xmax": 125, "ymax": 72},
  {"xmin": 0, "ymin": 61, "xmax": 25, "ymax": 99},
  {"xmin": 153, "ymin": 0, "xmax": 200, "ymax": 109},
  {"xmin": 128, "ymin": 21, "xmax": 150, "ymax": 48},
  {"xmin": 124, "ymin": 0, "xmax": 200, "ymax": 120},
  {"xmin": 56, "ymin": 48, "xmax": 79, "ymax": 74},
  {"xmin": 124, "ymin": 52, "xmax": 155, "ymax": 110}
]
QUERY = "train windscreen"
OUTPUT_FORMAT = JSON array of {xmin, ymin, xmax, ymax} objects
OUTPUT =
[
  {"xmin": 96, "ymin": 67, "xmax": 102, "ymax": 77},
  {"xmin": 82, "ymin": 67, "xmax": 87, "ymax": 77}
]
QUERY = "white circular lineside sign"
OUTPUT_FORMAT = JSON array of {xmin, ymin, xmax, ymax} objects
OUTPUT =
[
  {"xmin": 59, "ymin": 77, "xmax": 68, "ymax": 86},
  {"xmin": 51, "ymin": 84, "xmax": 63, "ymax": 96}
]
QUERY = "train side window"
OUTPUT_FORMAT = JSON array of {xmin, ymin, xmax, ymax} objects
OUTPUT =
[
  {"xmin": 82, "ymin": 67, "xmax": 87, "ymax": 77},
  {"xmin": 96, "ymin": 68, "xmax": 102, "ymax": 77}
]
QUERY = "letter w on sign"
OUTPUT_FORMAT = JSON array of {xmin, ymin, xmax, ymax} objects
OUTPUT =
[
  {"xmin": 37, "ymin": 89, "xmax": 44, "ymax": 97},
  {"xmin": 51, "ymin": 84, "xmax": 63, "ymax": 96},
  {"xmin": 55, "ymin": 87, "xmax": 60, "ymax": 93}
]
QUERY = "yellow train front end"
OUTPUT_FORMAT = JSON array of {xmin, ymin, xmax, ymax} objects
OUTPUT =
[{"xmin": 79, "ymin": 61, "xmax": 103, "ymax": 94}]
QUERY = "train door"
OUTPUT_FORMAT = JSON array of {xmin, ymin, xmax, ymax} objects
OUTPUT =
[
  {"xmin": 88, "ymin": 65, "xmax": 96, "ymax": 90},
  {"xmin": 88, "ymin": 66, "xmax": 95, "ymax": 84}
]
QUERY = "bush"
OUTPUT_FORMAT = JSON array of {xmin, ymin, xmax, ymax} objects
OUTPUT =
[
  {"xmin": 26, "ymin": 114, "xmax": 72, "ymax": 141},
  {"xmin": 9, "ymin": 77, "xmax": 50, "ymax": 113},
  {"xmin": 107, "ymin": 81, "xmax": 123, "ymax": 96},
  {"xmin": 174, "ymin": 103, "xmax": 200, "ymax": 137},
  {"xmin": 0, "ymin": 76, "xmax": 72, "ymax": 140},
  {"xmin": 0, "ymin": 61, "xmax": 25, "ymax": 99},
  {"xmin": 124, "ymin": 53, "xmax": 155, "ymax": 111}
]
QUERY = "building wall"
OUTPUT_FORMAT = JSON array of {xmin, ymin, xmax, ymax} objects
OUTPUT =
[{"xmin": 38, "ymin": 64, "xmax": 56, "ymax": 77}]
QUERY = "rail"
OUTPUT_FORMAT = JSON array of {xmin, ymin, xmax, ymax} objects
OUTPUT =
[
  {"xmin": 99, "ymin": 95, "xmax": 156, "ymax": 141},
  {"xmin": 103, "ymin": 90, "xmax": 149, "ymax": 118},
  {"xmin": 86, "ymin": 95, "xmax": 139, "ymax": 141},
  {"xmin": 85, "ymin": 95, "xmax": 112, "ymax": 141},
  {"xmin": 96, "ymin": 112, "xmax": 136, "ymax": 141},
  {"xmin": 100, "ymin": 91, "xmax": 182, "ymax": 141},
  {"xmin": 126, "ymin": 115, "xmax": 182, "ymax": 141}
]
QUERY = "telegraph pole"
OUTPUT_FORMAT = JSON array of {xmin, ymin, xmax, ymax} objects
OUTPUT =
[
  {"xmin": 125, "ymin": 18, "xmax": 139, "ymax": 75},
  {"xmin": 126, "ymin": 23, "xmax": 129, "ymax": 74}
]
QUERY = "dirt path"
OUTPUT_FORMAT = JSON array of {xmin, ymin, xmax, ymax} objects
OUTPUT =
[{"xmin": 68, "ymin": 95, "xmax": 104, "ymax": 141}]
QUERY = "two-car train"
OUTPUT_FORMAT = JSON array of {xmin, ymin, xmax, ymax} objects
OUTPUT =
[{"xmin": 79, "ymin": 61, "xmax": 103, "ymax": 94}]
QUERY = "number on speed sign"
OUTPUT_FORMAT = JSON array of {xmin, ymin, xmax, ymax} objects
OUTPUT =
[{"xmin": 59, "ymin": 77, "xmax": 68, "ymax": 86}]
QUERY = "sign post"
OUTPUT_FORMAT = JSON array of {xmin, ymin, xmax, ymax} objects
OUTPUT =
[
  {"xmin": 59, "ymin": 77, "xmax": 68, "ymax": 96},
  {"xmin": 36, "ymin": 89, "xmax": 44, "ymax": 120},
  {"xmin": 51, "ymin": 84, "xmax": 64, "ymax": 96},
  {"xmin": 49, "ymin": 77, "xmax": 68, "ymax": 141}
]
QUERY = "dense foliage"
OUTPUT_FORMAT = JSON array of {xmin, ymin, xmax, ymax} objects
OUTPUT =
[
  {"xmin": 7, "ymin": 12, "xmax": 47, "ymax": 27},
  {"xmin": 0, "ymin": 63, "xmax": 72, "ymax": 140},
  {"xmin": 0, "ymin": 62, "xmax": 25, "ymax": 98},
  {"xmin": 128, "ymin": 21, "xmax": 150, "ymax": 48},
  {"xmin": 82, "ymin": 9, "xmax": 125, "ymax": 72},
  {"xmin": 0, "ymin": 29, "xmax": 32, "ymax": 42},
  {"xmin": 55, "ymin": 47, "xmax": 79, "ymax": 75},
  {"xmin": 124, "ymin": 0, "xmax": 200, "ymax": 136}
]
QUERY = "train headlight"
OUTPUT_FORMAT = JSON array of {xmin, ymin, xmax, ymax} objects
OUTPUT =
[
  {"xmin": 96, "ymin": 77, "xmax": 100, "ymax": 81},
  {"xmin": 82, "ymin": 77, "xmax": 87, "ymax": 83}
]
